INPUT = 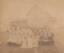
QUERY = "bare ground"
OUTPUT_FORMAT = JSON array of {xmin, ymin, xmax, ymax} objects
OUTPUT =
[{"xmin": 0, "ymin": 44, "xmax": 60, "ymax": 53}]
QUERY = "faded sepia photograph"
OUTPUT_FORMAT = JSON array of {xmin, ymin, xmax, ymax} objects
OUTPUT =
[{"xmin": 0, "ymin": 0, "xmax": 64, "ymax": 53}]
